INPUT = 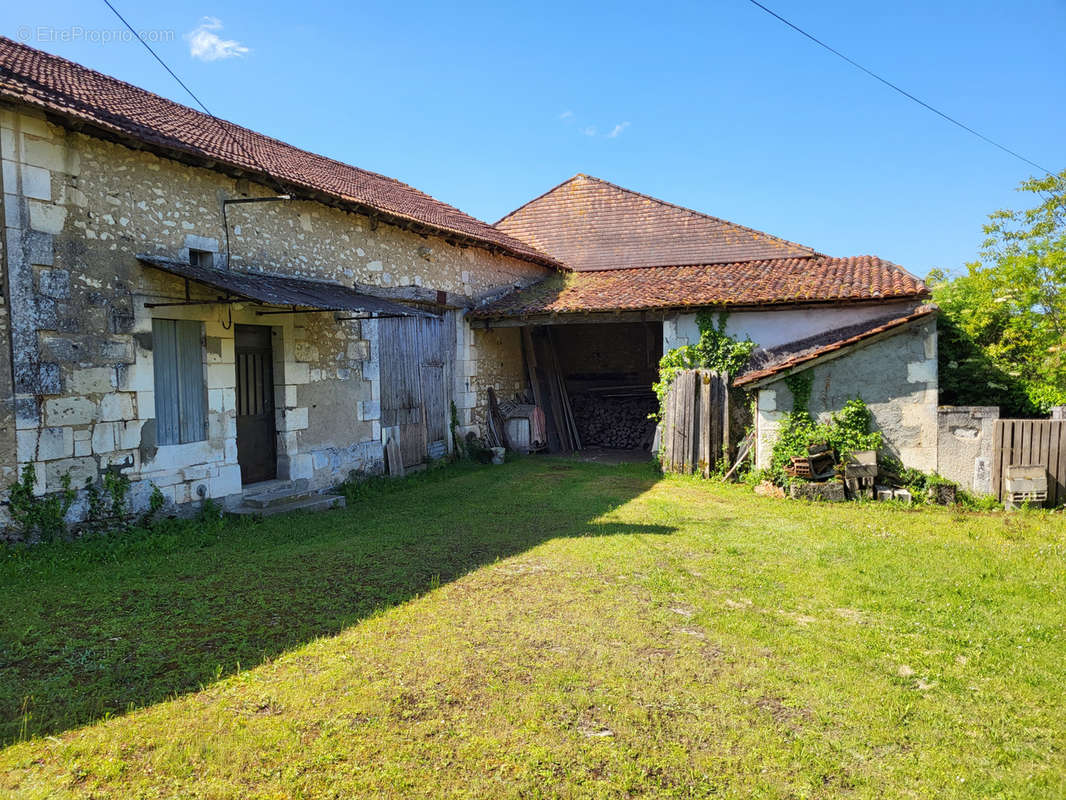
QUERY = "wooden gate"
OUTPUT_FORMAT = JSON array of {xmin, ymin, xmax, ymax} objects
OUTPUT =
[
  {"xmin": 660, "ymin": 369, "xmax": 729, "ymax": 476},
  {"xmin": 379, "ymin": 315, "xmax": 451, "ymax": 468},
  {"xmin": 991, "ymin": 419, "xmax": 1066, "ymax": 506}
]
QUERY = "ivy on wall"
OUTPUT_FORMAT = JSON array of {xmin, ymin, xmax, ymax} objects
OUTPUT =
[
  {"xmin": 652, "ymin": 312, "xmax": 756, "ymax": 416},
  {"xmin": 767, "ymin": 369, "xmax": 882, "ymax": 484}
]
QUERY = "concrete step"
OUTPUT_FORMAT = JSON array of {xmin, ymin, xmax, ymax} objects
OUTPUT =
[
  {"xmin": 242, "ymin": 478, "xmax": 310, "ymax": 500},
  {"xmin": 231, "ymin": 493, "xmax": 346, "ymax": 517},
  {"xmin": 242, "ymin": 485, "xmax": 319, "ymax": 509}
]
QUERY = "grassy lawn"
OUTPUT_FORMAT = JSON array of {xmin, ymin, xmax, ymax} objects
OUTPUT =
[{"xmin": 1, "ymin": 458, "xmax": 1064, "ymax": 798}]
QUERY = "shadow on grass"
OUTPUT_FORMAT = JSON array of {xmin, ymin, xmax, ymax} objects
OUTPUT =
[{"xmin": 0, "ymin": 457, "xmax": 667, "ymax": 744}]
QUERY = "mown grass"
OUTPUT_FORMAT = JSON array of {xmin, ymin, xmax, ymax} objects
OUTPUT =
[{"xmin": 1, "ymin": 458, "xmax": 1064, "ymax": 798}]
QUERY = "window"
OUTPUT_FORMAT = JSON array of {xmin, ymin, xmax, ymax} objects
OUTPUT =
[
  {"xmin": 189, "ymin": 249, "xmax": 213, "ymax": 268},
  {"xmin": 152, "ymin": 319, "xmax": 207, "ymax": 445}
]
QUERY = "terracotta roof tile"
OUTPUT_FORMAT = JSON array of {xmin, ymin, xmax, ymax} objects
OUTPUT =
[
  {"xmin": 733, "ymin": 305, "xmax": 939, "ymax": 387},
  {"xmin": 0, "ymin": 37, "xmax": 559, "ymax": 269},
  {"xmin": 470, "ymin": 256, "xmax": 928, "ymax": 318},
  {"xmin": 496, "ymin": 174, "xmax": 818, "ymax": 270}
]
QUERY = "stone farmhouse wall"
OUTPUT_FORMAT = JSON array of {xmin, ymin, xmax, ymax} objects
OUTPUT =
[
  {"xmin": 0, "ymin": 106, "xmax": 549, "ymax": 519},
  {"xmin": 752, "ymin": 317, "xmax": 939, "ymax": 472}
]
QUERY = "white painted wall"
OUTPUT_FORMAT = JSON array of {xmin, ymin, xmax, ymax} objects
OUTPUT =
[{"xmin": 663, "ymin": 301, "xmax": 920, "ymax": 351}]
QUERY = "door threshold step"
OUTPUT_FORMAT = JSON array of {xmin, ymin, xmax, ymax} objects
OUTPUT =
[
  {"xmin": 242, "ymin": 487, "xmax": 319, "ymax": 509},
  {"xmin": 231, "ymin": 493, "xmax": 345, "ymax": 517}
]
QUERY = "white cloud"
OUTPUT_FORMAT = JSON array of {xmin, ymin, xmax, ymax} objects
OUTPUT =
[
  {"xmin": 582, "ymin": 126, "xmax": 597, "ymax": 137},
  {"xmin": 185, "ymin": 17, "xmax": 250, "ymax": 61},
  {"xmin": 559, "ymin": 110, "xmax": 574, "ymax": 120},
  {"xmin": 607, "ymin": 121, "xmax": 631, "ymax": 138}
]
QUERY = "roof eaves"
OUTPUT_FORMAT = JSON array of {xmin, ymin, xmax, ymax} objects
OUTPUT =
[{"xmin": 733, "ymin": 306, "xmax": 939, "ymax": 389}]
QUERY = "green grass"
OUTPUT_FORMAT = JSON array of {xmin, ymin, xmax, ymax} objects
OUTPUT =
[{"xmin": 1, "ymin": 458, "xmax": 1064, "ymax": 798}]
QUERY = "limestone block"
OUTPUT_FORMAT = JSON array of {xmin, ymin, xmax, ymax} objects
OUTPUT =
[
  {"xmin": 28, "ymin": 200, "xmax": 66, "ymax": 234},
  {"xmin": 92, "ymin": 422, "xmax": 116, "ymax": 454},
  {"xmin": 36, "ymin": 268, "xmax": 70, "ymax": 299},
  {"xmin": 70, "ymin": 367, "xmax": 115, "ymax": 394},
  {"xmin": 294, "ymin": 341, "xmax": 319, "ymax": 362},
  {"xmin": 285, "ymin": 362, "xmax": 310, "ymax": 385},
  {"xmin": 275, "ymin": 385, "xmax": 297, "ymax": 408},
  {"xmin": 4, "ymin": 191, "xmax": 23, "ymax": 227},
  {"xmin": 99, "ymin": 392, "xmax": 135, "ymax": 422},
  {"xmin": 116, "ymin": 420, "xmax": 144, "ymax": 450},
  {"xmin": 208, "ymin": 388, "xmax": 225, "ymax": 414},
  {"xmin": 25, "ymin": 230, "xmax": 53, "ymax": 266},
  {"xmin": 347, "ymin": 340, "xmax": 370, "ymax": 361},
  {"xmin": 210, "ymin": 464, "xmax": 242, "ymax": 498},
  {"xmin": 98, "ymin": 338, "xmax": 135, "ymax": 364},
  {"xmin": 20, "ymin": 164, "xmax": 50, "ymax": 201},
  {"xmin": 360, "ymin": 400, "xmax": 380, "ymax": 421},
  {"xmin": 361, "ymin": 360, "xmax": 379, "ymax": 382},
  {"xmin": 17, "ymin": 426, "xmax": 74, "ymax": 461},
  {"xmin": 74, "ymin": 437, "xmax": 91, "ymax": 457},
  {"xmin": 207, "ymin": 363, "xmax": 236, "ymax": 389},
  {"xmin": 44, "ymin": 396, "xmax": 96, "ymax": 426},
  {"xmin": 287, "ymin": 453, "xmax": 313, "ymax": 481},
  {"xmin": 22, "ymin": 137, "xmax": 73, "ymax": 173},
  {"xmin": 367, "ymin": 260, "xmax": 383, "ymax": 272},
  {"xmin": 278, "ymin": 431, "xmax": 298, "ymax": 454},
  {"xmin": 136, "ymin": 391, "xmax": 155, "ymax": 420},
  {"xmin": 116, "ymin": 360, "xmax": 154, "ymax": 392},
  {"xmin": 15, "ymin": 397, "xmax": 39, "ymax": 430},
  {"xmin": 224, "ymin": 437, "xmax": 238, "ymax": 464},
  {"xmin": 277, "ymin": 406, "xmax": 308, "ymax": 432},
  {"xmin": 46, "ymin": 456, "xmax": 97, "ymax": 489},
  {"xmin": 1, "ymin": 160, "xmax": 15, "ymax": 193},
  {"xmin": 40, "ymin": 335, "xmax": 80, "ymax": 362}
]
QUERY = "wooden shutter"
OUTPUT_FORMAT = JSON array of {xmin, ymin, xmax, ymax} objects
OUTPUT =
[{"xmin": 152, "ymin": 319, "xmax": 207, "ymax": 445}]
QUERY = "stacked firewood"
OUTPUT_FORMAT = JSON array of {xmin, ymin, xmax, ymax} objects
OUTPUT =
[{"xmin": 571, "ymin": 393, "xmax": 657, "ymax": 450}]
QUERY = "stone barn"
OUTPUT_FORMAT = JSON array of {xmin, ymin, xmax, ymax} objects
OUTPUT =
[
  {"xmin": 473, "ymin": 175, "xmax": 937, "ymax": 467},
  {"xmin": 0, "ymin": 37, "xmax": 557, "ymax": 520}
]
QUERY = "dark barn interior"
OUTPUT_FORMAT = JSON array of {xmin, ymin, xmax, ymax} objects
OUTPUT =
[{"xmin": 518, "ymin": 321, "xmax": 663, "ymax": 455}]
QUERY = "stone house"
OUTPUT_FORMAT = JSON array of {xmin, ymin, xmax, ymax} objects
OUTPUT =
[{"xmin": 0, "ymin": 38, "xmax": 557, "ymax": 520}]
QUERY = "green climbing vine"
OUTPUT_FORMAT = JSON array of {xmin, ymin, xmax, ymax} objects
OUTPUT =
[
  {"xmin": 653, "ymin": 312, "xmax": 756, "ymax": 417},
  {"xmin": 768, "ymin": 369, "xmax": 883, "ymax": 484}
]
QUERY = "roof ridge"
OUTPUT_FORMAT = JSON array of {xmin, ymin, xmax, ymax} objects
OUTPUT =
[
  {"xmin": 493, "ymin": 173, "xmax": 586, "ymax": 227},
  {"xmin": 0, "ymin": 36, "xmax": 562, "ymax": 269},
  {"xmin": 574, "ymin": 174, "xmax": 823, "ymax": 258}
]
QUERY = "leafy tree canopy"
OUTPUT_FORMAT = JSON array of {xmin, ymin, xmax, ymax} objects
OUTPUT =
[{"xmin": 929, "ymin": 169, "xmax": 1066, "ymax": 415}]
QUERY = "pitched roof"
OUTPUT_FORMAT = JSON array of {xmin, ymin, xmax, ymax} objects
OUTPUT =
[
  {"xmin": 495, "ymin": 174, "xmax": 818, "ymax": 271},
  {"xmin": 470, "ymin": 256, "xmax": 928, "ymax": 319},
  {"xmin": 0, "ymin": 37, "xmax": 560, "ymax": 269},
  {"xmin": 733, "ymin": 305, "xmax": 938, "ymax": 388}
]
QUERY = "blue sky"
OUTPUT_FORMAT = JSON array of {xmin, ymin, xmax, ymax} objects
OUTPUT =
[{"xmin": 5, "ymin": 1, "xmax": 1064, "ymax": 277}]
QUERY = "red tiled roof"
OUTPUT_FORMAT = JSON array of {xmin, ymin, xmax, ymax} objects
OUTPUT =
[
  {"xmin": 470, "ymin": 256, "xmax": 928, "ymax": 318},
  {"xmin": 733, "ymin": 305, "xmax": 939, "ymax": 387},
  {"xmin": 0, "ymin": 37, "xmax": 560, "ymax": 269},
  {"xmin": 495, "ymin": 174, "xmax": 818, "ymax": 271}
]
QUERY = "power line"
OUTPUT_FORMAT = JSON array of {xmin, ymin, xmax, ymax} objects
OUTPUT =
[
  {"xmin": 744, "ymin": 0, "xmax": 1054, "ymax": 176},
  {"xmin": 100, "ymin": 0, "xmax": 290, "ymax": 194}
]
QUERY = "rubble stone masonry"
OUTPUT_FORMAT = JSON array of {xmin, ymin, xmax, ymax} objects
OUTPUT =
[{"xmin": 0, "ymin": 106, "xmax": 549, "ymax": 520}]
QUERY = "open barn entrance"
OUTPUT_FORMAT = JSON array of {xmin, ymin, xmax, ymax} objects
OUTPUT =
[{"xmin": 520, "ymin": 321, "xmax": 662, "ymax": 458}]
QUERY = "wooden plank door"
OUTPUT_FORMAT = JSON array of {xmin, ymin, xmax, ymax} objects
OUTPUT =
[
  {"xmin": 234, "ymin": 325, "xmax": 277, "ymax": 484},
  {"xmin": 379, "ymin": 315, "xmax": 446, "ymax": 468},
  {"xmin": 421, "ymin": 364, "xmax": 446, "ymax": 460}
]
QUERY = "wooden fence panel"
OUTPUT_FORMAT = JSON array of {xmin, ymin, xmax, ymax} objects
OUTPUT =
[
  {"xmin": 661, "ymin": 370, "xmax": 729, "ymax": 477},
  {"xmin": 993, "ymin": 419, "xmax": 1066, "ymax": 506}
]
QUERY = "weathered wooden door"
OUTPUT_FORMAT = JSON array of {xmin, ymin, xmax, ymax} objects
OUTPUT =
[
  {"xmin": 379, "ymin": 315, "xmax": 449, "ymax": 467},
  {"xmin": 234, "ymin": 325, "xmax": 277, "ymax": 484}
]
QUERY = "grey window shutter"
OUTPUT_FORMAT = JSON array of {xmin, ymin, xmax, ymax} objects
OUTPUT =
[
  {"xmin": 153, "ymin": 319, "xmax": 181, "ymax": 446},
  {"xmin": 176, "ymin": 320, "xmax": 207, "ymax": 443},
  {"xmin": 152, "ymin": 319, "xmax": 207, "ymax": 445}
]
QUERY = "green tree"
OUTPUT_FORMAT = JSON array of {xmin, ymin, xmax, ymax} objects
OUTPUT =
[{"xmin": 930, "ymin": 169, "xmax": 1066, "ymax": 415}]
